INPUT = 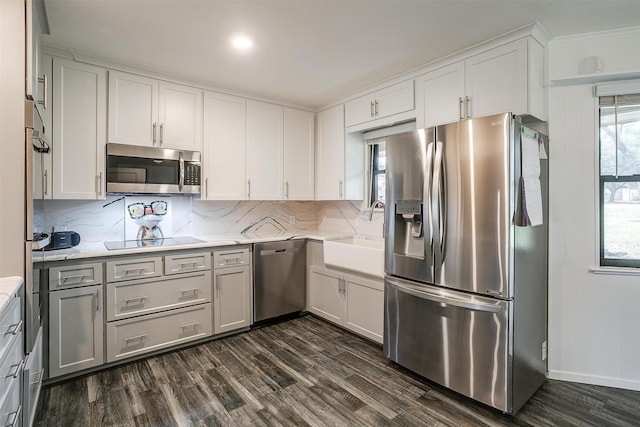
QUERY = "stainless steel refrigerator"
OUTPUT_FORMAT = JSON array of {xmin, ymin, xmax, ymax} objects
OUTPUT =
[{"xmin": 383, "ymin": 112, "xmax": 548, "ymax": 414}]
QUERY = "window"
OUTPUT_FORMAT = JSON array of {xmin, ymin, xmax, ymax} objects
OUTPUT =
[
  {"xmin": 599, "ymin": 93, "xmax": 640, "ymax": 267},
  {"xmin": 367, "ymin": 140, "xmax": 386, "ymax": 208}
]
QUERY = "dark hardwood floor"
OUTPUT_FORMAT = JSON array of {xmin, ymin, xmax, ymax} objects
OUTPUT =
[{"xmin": 35, "ymin": 315, "xmax": 640, "ymax": 426}]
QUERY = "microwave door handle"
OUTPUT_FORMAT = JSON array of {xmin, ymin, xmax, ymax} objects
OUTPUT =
[{"xmin": 178, "ymin": 151, "xmax": 184, "ymax": 192}]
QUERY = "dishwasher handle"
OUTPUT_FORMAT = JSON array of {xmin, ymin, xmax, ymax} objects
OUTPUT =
[{"xmin": 260, "ymin": 248, "xmax": 289, "ymax": 256}]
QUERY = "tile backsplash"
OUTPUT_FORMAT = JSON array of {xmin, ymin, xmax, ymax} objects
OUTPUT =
[{"xmin": 39, "ymin": 196, "xmax": 383, "ymax": 242}]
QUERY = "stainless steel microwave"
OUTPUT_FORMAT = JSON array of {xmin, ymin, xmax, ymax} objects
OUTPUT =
[{"xmin": 106, "ymin": 143, "xmax": 201, "ymax": 194}]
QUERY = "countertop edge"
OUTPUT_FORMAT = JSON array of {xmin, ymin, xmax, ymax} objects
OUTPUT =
[{"xmin": 0, "ymin": 276, "xmax": 23, "ymax": 314}]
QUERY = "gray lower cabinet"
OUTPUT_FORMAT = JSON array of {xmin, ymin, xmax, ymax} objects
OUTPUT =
[
  {"xmin": 22, "ymin": 327, "xmax": 44, "ymax": 427},
  {"xmin": 49, "ymin": 285, "xmax": 104, "ymax": 378},
  {"xmin": 213, "ymin": 247, "xmax": 252, "ymax": 334}
]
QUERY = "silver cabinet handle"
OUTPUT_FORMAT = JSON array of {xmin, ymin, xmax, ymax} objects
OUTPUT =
[
  {"xmin": 6, "ymin": 360, "xmax": 24, "ymax": 379},
  {"xmin": 180, "ymin": 322, "xmax": 200, "ymax": 330},
  {"xmin": 97, "ymin": 172, "xmax": 102, "ymax": 196},
  {"xmin": 180, "ymin": 262, "xmax": 198, "ymax": 269},
  {"xmin": 124, "ymin": 268, "xmax": 144, "ymax": 276},
  {"xmin": 458, "ymin": 97, "xmax": 464, "ymax": 120},
  {"xmin": 95, "ymin": 290, "xmax": 100, "ymax": 314},
  {"xmin": 62, "ymin": 274, "xmax": 88, "ymax": 284},
  {"xmin": 180, "ymin": 288, "xmax": 198, "ymax": 295},
  {"xmin": 465, "ymin": 96, "xmax": 471, "ymax": 118},
  {"xmin": 37, "ymin": 74, "xmax": 48, "ymax": 110},
  {"xmin": 370, "ymin": 101, "xmax": 374, "ymax": 117},
  {"xmin": 375, "ymin": 100, "xmax": 378, "ymax": 116},
  {"xmin": 339, "ymin": 180, "xmax": 343, "ymax": 199},
  {"xmin": 44, "ymin": 169, "xmax": 48, "ymax": 195},
  {"xmin": 124, "ymin": 334, "xmax": 149, "ymax": 343},
  {"xmin": 152, "ymin": 122, "xmax": 157, "ymax": 145},
  {"xmin": 159, "ymin": 123, "xmax": 164, "ymax": 146},
  {"xmin": 215, "ymin": 273, "xmax": 220, "ymax": 297},
  {"xmin": 4, "ymin": 320, "xmax": 22, "ymax": 336},
  {"xmin": 31, "ymin": 368, "xmax": 45, "ymax": 385},
  {"xmin": 205, "ymin": 177, "xmax": 208, "ymax": 199},
  {"xmin": 247, "ymin": 179, "xmax": 251, "ymax": 199},
  {"xmin": 5, "ymin": 405, "xmax": 22, "ymax": 427},
  {"xmin": 285, "ymin": 181, "xmax": 289, "ymax": 199},
  {"xmin": 123, "ymin": 296, "xmax": 147, "ymax": 305}
]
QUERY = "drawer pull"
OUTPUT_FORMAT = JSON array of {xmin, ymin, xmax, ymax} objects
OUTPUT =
[
  {"xmin": 179, "ymin": 262, "xmax": 199, "ymax": 269},
  {"xmin": 31, "ymin": 368, "xmax": 45, "ymax": 385},
  {"xmin": 224, "ymin": 257, "xmax": 242, "ymax": 265},
  {"xmin": 124, "ymin": 268, "xmax": 145, "ymax": 276},
  {"xmin": 124, "ymin": 334, "xmax": 149, "ymax": 343},
  {"xmin": 4, "ymin": 405, "xmax": 22, "ymax": 427},
  {"xmin": 180, "ymin": 288, "xmax": 198, "ymax": 295},
  {"xmin": 6, "ymin": 360, "xmax": 24, "ymax": 379},
  {"xmin": 4, "ymin": 321, "xmax": 22, "ymax": 336},
  {"xmin": 123, "ymin": 296, "xmax": 147, "ymax": 305},
  {"xmin": 61, "ymin": 274, "xmax": 88, "ymax": 284},
  {"xmin": 180, "ymin": 322, "xmax": 200, "ymax": 330}
]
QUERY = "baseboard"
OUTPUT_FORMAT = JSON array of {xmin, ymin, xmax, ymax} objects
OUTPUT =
[{"xmin": 549, "ymin": 369, "xmax": 640, "ymax": 391}]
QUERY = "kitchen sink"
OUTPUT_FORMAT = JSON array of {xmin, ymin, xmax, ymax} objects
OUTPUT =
[{"xmin": 323, "ymin": 236, "xmax": 384, "ymax": 278}]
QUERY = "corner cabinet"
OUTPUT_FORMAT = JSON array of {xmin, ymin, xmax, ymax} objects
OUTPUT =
[
  {"xmin": 108, "ymin": 70, "xmax": 202, "ymax": 150},
  {"xmin": 202, "ymin": 91, "xmax": 247, "ymax": 200},
  {"xmin": 52, "ymin": 57, "xmax": 107, "ymax": 199},
  {"xmin": 315, "ymin": 105, "xmax": 345, "ymax": 200},
  {"xmin": 416, "ymin": 37, "xmax": 546, "ymax": 128}
]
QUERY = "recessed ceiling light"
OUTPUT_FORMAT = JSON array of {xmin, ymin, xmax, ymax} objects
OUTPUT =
[{"xmin": 231, "ymin": 34, "xmax": 254, "ymax": 51}]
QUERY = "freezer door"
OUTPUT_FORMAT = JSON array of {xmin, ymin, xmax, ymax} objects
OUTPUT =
[
  {"xmin": 384, "ymin": 128, "xmax": 435, "ymax": 284},
  {"xmin": 384, "ymin": 276, "xmax": 511, "ymax": 412},
  {"xmin": 434, "ymin": 113, "xmax": 513, "ymax": 297}
]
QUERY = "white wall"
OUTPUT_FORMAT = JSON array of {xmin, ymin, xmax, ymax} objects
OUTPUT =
[
  {"xmin": 0, "ymin": 0, "xmax": 26, "ymax": 276},
  {"xmin": 547, "ymin": 27, "xmax": 640, "ymax": 390}
]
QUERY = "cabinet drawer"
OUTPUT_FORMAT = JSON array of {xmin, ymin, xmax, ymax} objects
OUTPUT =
[
  {"xmin": 0, "ymin": 296, "xmax": 21, "ymax": 364},
  {"xmin": 0, "ymin": 332, "xmax": 23, "ymax": 407},
  {"xmin": 164, "ymin": 252, "xmax": 211, "ymax": 275},
  {"xmin": 213, "ymin": 248, "xmax": 250, "ymax": 268},
  {"xmin": 106, "ymin": 303, "xmax": 212, "ymax": 362},
  {"xmin": 107, "ymin": 271, "xmax": 212, "ymax": 321},
  {"xmin": 0, "ymin": 374, "xmax": 21, "ymax": 427},
  {"xmin": 22, "ymin": 327, "xmax": 44, "ymax": 427},
  {"xmin": 49, "ymin": 262, "xmax": 103, "ymax": 289},
  {"xmin": 106, "ymin": 257, "xmax": 162, "ymax": 282}
]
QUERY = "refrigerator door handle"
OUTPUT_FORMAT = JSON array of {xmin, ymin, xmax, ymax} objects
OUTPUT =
[
  {"xmin": 387, "ymin": 278, "xmax": 504, "ymax": 313},
  {"xmin": 432, "ymin": 141, "xmax": 447, "ymax": 265},
  {"xmin": 424, "ymin": 142, "xmax": 434, "ymax": 265}
]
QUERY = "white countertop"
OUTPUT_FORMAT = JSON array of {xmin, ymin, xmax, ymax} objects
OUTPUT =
[
  {"xmin": 36, "ymin": 231, "xmax": 353, "ymax": 263},
  {"xmin": 0, "ymin": 276, "xmax": 23, "ymax": 314}
]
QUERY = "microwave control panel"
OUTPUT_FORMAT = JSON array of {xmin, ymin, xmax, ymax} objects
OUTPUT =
[{"xmin": 184, "ymin": 163, "xmax": 201, "ymax": 186}]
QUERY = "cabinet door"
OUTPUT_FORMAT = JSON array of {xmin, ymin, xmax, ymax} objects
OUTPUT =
[
  {"xmin": 315, "ymin": 105, "xmax": 345, "ymax": 200},
  {"xmin": 345, "ymin": 93, "xmax": 375, "ymax": 127},
  {"xmin": 417, "ymin": 62, "xmax": 465, "ymax": 128},
  {"xmin": 158, "ymin": 82, "xmax": 202, "ymax": 150},
  {"xmin": 375, "ymin": 80, "xmax": 414, "ymax": 119},
  {"xmin": 308, "ymin": 267, "xmax": 343, "ymax": 324},
  {"xmin": 202, "ymin": 92, "xmax": 246, "ymax": 200},
  {"xmin": 214, "ymin": 266, "xmax": 251, "ymax": 334},
  {"xmin": 284, "ymin": 107, "xmax": 315, "ymax": 200},
  {"xmin": 108, "ymin": 71, "xmax": 158, "ymax": 146},
  {"xmin": 344, "ymin": 276, "xmax": 384, "ymax": 343},
  {"xmin": 246, "ymin": 100, "xmax": 284, "ymax": 200},
  {"xmin": 464, "ymin": 38, "xmax": 527, "ymax": 119},
  {"xmin": 49, "ymin": 286, "xmax": 103, "ymax": 377},
  {"xmin": 52, "ymin": 57, "xmax": 106, "ymax": 199}
]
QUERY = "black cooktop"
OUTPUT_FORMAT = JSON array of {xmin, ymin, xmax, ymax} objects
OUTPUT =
[{"xmin": 104, "ymin": 236, "xmax": 206, "ymax": 250}]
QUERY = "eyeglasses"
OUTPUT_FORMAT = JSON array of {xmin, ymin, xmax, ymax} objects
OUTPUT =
[{"xmin": 127, "ymin": 201, "xmax": 168, "ymax": 219}]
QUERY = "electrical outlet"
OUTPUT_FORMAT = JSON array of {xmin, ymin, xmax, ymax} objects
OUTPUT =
[
  {"xmin": 289, "ymin": 215, "xmax": 296, "ymax": 225},
  {"xmin": 542, "ymin": 341, "xmax": 547, "ymax": 361}
]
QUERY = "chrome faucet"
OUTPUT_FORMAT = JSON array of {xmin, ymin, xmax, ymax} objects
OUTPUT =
[{"xmin": 368, "ymin": 200, "xmax": 385, "ymax": 221}]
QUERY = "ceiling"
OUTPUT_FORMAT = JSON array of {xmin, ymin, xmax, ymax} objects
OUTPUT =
[{"xmin": 42, "ymin": 0, "xmax": 640, "ymax": 109}]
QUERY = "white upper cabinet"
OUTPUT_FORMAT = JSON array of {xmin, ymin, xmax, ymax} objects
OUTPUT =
[
  {"xmin": 416, "ymin": 61, "xmax": 465, "ymax": 128},
  {"xmin": 345, "ymin": 80, "xmax": 414, "ymax": 128},
  {"xmin": 202, "ymin": 91, "xmax": 247, "ymax": 200},
  {"xmin": 52, "ymin": 57, "xmax": 107, "ymax": 200},
  {"xmin": 158, "ymin": 82, "xmax": 203, "ymax": 150},
  {"xmin": 417, "ymin": 37, "xmax": 546, "ymax": 128},
  {"xmin": 316, "ymin": 105, "xmax": 345, "ymax": 200},
  {"xmin": 246, "ymin": 100, "xmax": 284, "ymax": 200},
  {"xmin": 108, "ymin": 71, "xmax": 203, "ymax": 150},
  {"xmin": 284, "ymin": 107, "xmax": 315, "ymax": 200}
]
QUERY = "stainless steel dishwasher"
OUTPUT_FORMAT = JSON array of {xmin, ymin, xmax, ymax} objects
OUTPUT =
[{"xmin": 253, "ymin": 240, "xmax": 306, "ymax": 322}]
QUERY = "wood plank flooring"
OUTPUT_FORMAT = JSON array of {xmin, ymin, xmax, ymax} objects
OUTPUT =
[{"xmin": 35, "ymin": 315, "xmax": 640, "ymax": 426}]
